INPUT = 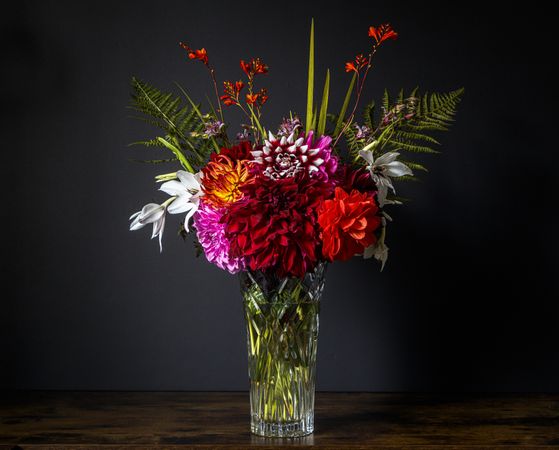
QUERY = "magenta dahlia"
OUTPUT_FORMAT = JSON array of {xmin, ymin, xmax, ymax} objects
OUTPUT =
[
  {"xmin": 224, "ymin": 173, "xmax": 333, "ymax": 278},
  {"xmin": 193, "ymin": 200, "xmax": 245, "ymax": 274},
  {"xmin": 251, "ymin": 130, "xmax": 337, "ymax": 181}
]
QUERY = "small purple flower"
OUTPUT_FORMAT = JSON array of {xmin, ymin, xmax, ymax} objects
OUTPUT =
[
  {"xmin": 193, "ymin": 200, "xmax": 245, "ymax": 274},
  {"xmin": 277, "ymin": 116, "xmax": 302, "ymax": 137},
  {"xmin": 236, "ymin": 127, "xmax": 250, "ymax": 141},
  {"xmin": 355, "ymin": 123, "xmax": 371, "ymax": 140},
  {"xmin": 203, "ymin": 120, "xmax": 224, "ymax": 138}
]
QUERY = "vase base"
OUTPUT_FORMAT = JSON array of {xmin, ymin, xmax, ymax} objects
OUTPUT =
[{"xmin": 250, "ymin": 412, "xmax": 314, "ymax": 437}]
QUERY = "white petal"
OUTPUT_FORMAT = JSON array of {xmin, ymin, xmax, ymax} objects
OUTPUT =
[
  {"xmin": 264, "ymin": 140, "xmax": 272, "ymax": 147},
  {"xmin": 287, "ymin": 132, "xmax": 295, "ymax": 144},
  {"xmin": 377, "ymin": 185, "xmax": 389, "ymax": 207},
  {"xmin": 307, "ymin": 148, "xmax": 319, "ymax": 156},
  {"xmin": 160, "ymin": 180, "xmax": 187, "ymax": 196},
  {"xmin": 274, "ymin": 146, "xmax": 283, "ymax": 154},
  {"xmin": 300, "ymin": 155, "xmax": 308, "ymax": 163},
  {"xmin": 139, "ymin": 203, "xmax": 165, "ymax": 223},
  {"xmin": 380, "ymin": 175, "xmax": 395, "ymax": 194},
  {"xmin": 167, "ymin": 195, "xmax": 191, "ymax": 214},
  {"xmin": 375, "ymin": 151, "xmax": 400, "ymax": 166},
  {"xmin": 251, "ymin": 150, "xmax": 263, "ymax": 158},
  {"xmin": 129, "ymin": 213, "xmax": 146, "ymax": 231},
  {"xmin": 177, "ymin": 171, "xmax": 201, "ymax": 190},
  {"xmin": 150, "ymin": 214, "xmax": 166, "ymax": 252},
  {"xmin": 129, "ymin": 211, "xmax": 141, "ymax": 221},
  {"xmin": 313, "ymin": 158, "xmax": 324, "ymax": 166},
  {"xmin": 183, "ymin": 204, "xmax": 198, "ymax": 232},
  {"xmin": 294, "ymin": 137, "xmax": 304, "ymax": 146},
  {"xmin": 280, "ymin": 136, "xmax": 287, "ymax": 145},
  {"xmin": 308, "ymin": 165, "xmax": 319, "ymax": 173},
  {"xmin": 287, "ymin": 145, "xmax": 297, "ymax": 153},
  {"xmin": 300, "ymin": 145, "xmax": 309, "ymax": 153},
  {"xmin": 263, "ymin": 146, "xmax": 271, "ymax": 155},
  {"xmin": 268, "ymin": 131, "xmax": 276, "ymax": 142},
  {"xmin": 384, "ymin": 161, "xmax": 413, "ymax": 177},
  {"xmin": 358, "ymin": 149, "xmax": 375, "ymax": 165}
]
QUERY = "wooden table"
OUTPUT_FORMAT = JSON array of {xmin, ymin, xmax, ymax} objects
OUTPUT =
[{"xmin": 1, "ymin": 392, "xmax": 558, "ymax": 448}]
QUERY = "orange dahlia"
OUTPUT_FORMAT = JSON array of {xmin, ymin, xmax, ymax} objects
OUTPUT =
[
  {"xmin": 317, "ymin": 187, "xmax": 382, "ymax": 261},
  {"xmin": 201, "ymin": 154, "xmax": 253, "ymax": 207}
]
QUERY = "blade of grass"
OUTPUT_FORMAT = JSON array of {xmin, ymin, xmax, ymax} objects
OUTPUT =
[
  {"xmin": 305, "ymin": 19, "xmax": 315, "ymax": 133},
  {"xmin": 334, "ymin": 72, "xmax": 356, "ymax": 136},
  {"xmin": 317, "ymin": 69, "xmax": 330, "ymax": 136},
  {"xmin": 157, "ymin": 137, "xmax": 194, "ymax": 173}
]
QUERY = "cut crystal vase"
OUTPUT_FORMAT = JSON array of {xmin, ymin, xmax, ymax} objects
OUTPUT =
[{"xmin": 239, "ymin": 262, "xmax": 326, "ymax": 437}]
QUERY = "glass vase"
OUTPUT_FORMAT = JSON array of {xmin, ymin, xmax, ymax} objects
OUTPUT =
[{"xmin": 239, "ymin": 262, "xmax": 326, "ymax": 437}]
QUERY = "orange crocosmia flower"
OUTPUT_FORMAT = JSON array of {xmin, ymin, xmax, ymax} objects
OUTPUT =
[
  {"xmin": 201, "ymin": 155, "xmax": 254, "ymax": 207},
  {"xmin": 235, "ymin": 81, "xmax": 244, "ymax": 92},
  {"xmin": 246, "ymin": 93, "xmax": 259, "ymax": 105},
  {"xmin": 368, "ymin": 24, "xmax": 398, "ymax": 44},
  {"xmin": 179, "ymin": 42, "xmax": 209, "ymax": 65},
  {"xmin": 240, "ymin": 58, "xmax": 269, "ymax": 78},
  {"xmin": 220, "ymin": 95, "xmax": 236, "ymax": 106},
  {"xmin": 258, "ymin": 88, "xmax": 268, "ymax": 105},
  {"xmin": 345, "ymin": 61, "xmax": 357, "ymax": 73},
  {"xmin": 317, "ymin": 187, "xmax": 381, "ymax": 262},
  {"xmin": 253, "ymin": 58, "xmax": 268, "ymax": 74},
  {"xmin": 240, "ymin": 60, "xmax": 251, "ymax": 76},
  {"xmin": 345, "ymin": 54, "xmax": 367, "ymax": 73}
]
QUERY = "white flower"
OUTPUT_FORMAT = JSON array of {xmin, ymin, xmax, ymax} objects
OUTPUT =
[
  {"xmin": 359, "ymin": 150, "xmax": 413, "ymax": 207},
  {"xmin": 363, "ymin": 226, "xmax": 389, "ymax": 270},
  {"xmin": 129, "ymin": 203, "xmax": 167, "ymax": 252},
  {"xmin": 159, "ymin": 170, "xmax": 204, "ymax": 232}
]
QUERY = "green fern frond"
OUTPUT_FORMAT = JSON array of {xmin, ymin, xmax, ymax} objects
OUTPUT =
[
  {"xmin": 129, "ymin": 77, "xmax": 216, "ymax": 171},
  {"xmin": 342, "ymin": 121, "xmax": 362, "ymax": 160},
  {"xmin": 129, "ymin": 158, "xmax": 178, "ymax": 164},
  {"xmin": 363, "ymin": 102, "xmax": 375, "ymax": 130},
  {"xmin": 378, "ymin": 88, "xmax": 463, "ymax": 157}
]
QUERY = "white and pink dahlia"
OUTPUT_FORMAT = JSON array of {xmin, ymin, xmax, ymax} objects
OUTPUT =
[
  {"xmin": 193, "ymin": 201, "xmax": 244, "ymax": 274},
  {"xmin": 251, "ymin": 130, "xmax": 337, "ymax": 181}
]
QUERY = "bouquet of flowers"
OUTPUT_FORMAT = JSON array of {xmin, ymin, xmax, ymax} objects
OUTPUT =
[
  {"xmin": 127, "ymin": 21, "xmax": 462, "ymax": 437},
  {"xmin": 128, "ymin": 21, "xmax": 462, "ymax": 274}
]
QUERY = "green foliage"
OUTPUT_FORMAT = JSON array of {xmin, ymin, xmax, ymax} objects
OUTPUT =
[
  {"xmin": 128, "ymin": 77, "xmax": 216, "ymax": 172},
  {"xmin": 377, "ymin": 88, "xmax": 464, "ymax": 155},
  {"xmin": 334, "ymin": 73, "xmax": 356, "ymax": 136},
  {"xmin": 342, "ymin": 120, "xmax": 362, "ymax": 160},
  {"xmin": 305, "ymin": 19, "xmax": 315, "ymax": 133},
  {"xmin": 363, "ymin": 102, "xmax": 375, "ymax": 131},
  {"xmin": 317, "ymin": 69, "xmax": 330, "ymax": 136}
]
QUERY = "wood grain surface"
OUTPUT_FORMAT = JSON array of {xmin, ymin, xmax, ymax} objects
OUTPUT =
[{"xmin": 1, "ymin": 391, "xmax": 558, "ymax": 448}]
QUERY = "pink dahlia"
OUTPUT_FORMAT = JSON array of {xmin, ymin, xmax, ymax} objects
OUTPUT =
[
  {"xmin": 251, "ymin": 130, "xmax": 337, "ymax": 182},
  {"xmin": 193, "ymin": 200, "xmax": 245, "ymax": 274}
]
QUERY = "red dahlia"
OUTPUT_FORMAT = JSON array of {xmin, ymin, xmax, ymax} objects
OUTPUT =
[
  {"xmin": 334, "ymin": 164, "xmax": 377, "ymax": 194},
  {"xmin": 317, "ymin": 187, "xmax": 382, "ymax": 262},
  {"xmin": 216, "ymin": 141, "xmax": 253, "ymax": 162},
  {"xmin": 224, "ymin": 173, "xmax": 333, "ymax": 278}
]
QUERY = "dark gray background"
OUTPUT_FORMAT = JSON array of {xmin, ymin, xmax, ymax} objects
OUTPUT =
[{"xmin": 2, "ymin": 1, "xmax": 557, "ymax": 391}]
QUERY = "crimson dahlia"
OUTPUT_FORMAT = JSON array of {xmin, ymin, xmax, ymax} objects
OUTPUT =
[{"xmin": 224, "ymin": 173, "xmax": 333, "ymax": 278}]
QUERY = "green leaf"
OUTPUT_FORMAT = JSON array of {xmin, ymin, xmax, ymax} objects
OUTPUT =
[
  {"xmin": 305, "ymin": 19, "xmax": 315, "ymax": 133},
  {"xmin": 310, "ymin": 106, "xmax": 317, "ymax": 133},
  {"xmin": 157, "ymin": 137, "xmax": 194, "ymax": 173},
  {"xmin": 334, "ymin": 72, "xmax": 356, "ymax": 136},
  {"xmin": 317, "ymin": 69, "xmax": 330, "ymax": 136}
]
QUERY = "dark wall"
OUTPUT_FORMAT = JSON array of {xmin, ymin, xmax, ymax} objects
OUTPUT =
[{"xmin": 2, "ymin": 0, "xmax": 557, "ymax": 391}]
